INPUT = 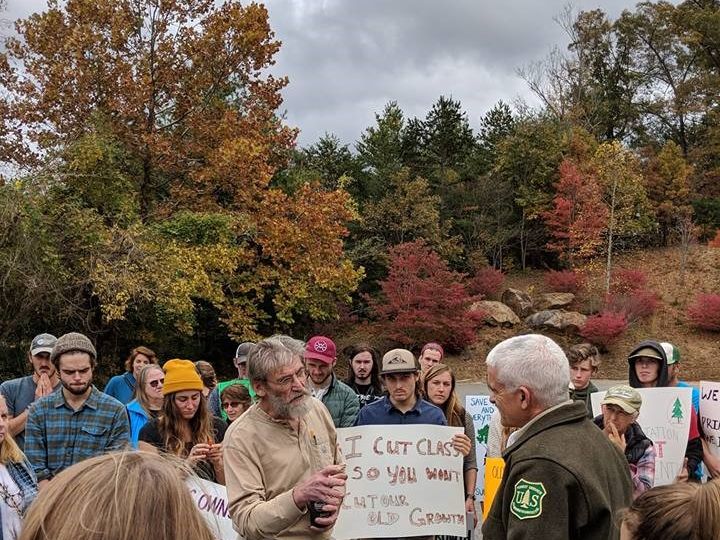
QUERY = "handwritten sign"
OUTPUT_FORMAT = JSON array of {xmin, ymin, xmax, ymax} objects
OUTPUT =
[
  {"xmin": 700, "ymin": 381, "xmax": 720, "ymax": 461},
  {"xmin": 335, "ymin": 425, "xmax": 465, "ymax": 539},
  {"xmin": 482, "ymin": 457, "xmax": 505, "ymax": 520},
  {"xmin": 465, "ymin": 395, "xmax": 496, "ymax": 500},
  {"xmin": 592, "ymin": 387, "xmax": 692, "ymax": 486},
  {"xmin": 187, "ymin": 477, "xmax": 239, "ymax": 540}
]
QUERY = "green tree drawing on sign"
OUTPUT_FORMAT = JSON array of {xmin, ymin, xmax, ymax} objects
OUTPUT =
[
  {"xmin": 477, "ymin": 425, "xmax": 490, "ymax": 445},
  {"xmin": 671, "ymin": 398, "xmax": 684, "ymax": 423}
]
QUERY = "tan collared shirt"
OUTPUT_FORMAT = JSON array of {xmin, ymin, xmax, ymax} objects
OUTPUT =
[{"xmin": 223, "ymin": 398, "xmax": 343, "ymax": 539}]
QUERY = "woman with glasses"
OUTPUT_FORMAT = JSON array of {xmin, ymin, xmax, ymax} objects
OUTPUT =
[
  {"xmin": 126, "ymin": 365, "xmax": 165, "ymax": 449},
  {"xmin": 220, "ymin": 384, "xmax": 252, "ymax": 426},
  {"xmin": 138, "ymin": 360, "xmax": 227, "ymax": 484}
]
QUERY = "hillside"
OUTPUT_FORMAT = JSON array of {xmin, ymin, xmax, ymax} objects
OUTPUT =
[{"xmin": 336, "ymin": 245, "xmax": 720, "ymax": 383}]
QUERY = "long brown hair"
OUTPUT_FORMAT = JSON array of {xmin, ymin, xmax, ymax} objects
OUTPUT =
[
  {"xmin": 124, "ymin": 345, "xmax": 158, "ymax": 372},
  {"xmin": 19, "ymin": 452, "xmax": 215, "ymax": 540},
  {"xmin": 134, "ymin": 364, "xmax": 165, "ymax": 416},
  {"xmin": 622, "ymin": 480, "xmax": 720, "ymax": 540},
  {"xmin": 158, "ymin": 392, "xmax": 214, "ymax": 457},
  {"xmin": 423, "ymin": 363, "xmax": 466, "ymax": 427}
]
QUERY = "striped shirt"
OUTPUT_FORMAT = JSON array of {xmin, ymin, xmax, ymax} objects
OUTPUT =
[{"xmin": 24, "ymin": 386, "xmax": 130, "ymax": 481}]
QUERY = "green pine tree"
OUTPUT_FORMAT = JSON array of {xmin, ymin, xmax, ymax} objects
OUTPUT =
[{"xmin": 671, "ymin": 397, "xmax": 684, "ymax": 423}]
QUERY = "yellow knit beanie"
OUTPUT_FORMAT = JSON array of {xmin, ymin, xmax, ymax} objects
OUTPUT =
[{"xmin": 162, "ymin": 359, "xmax": 204, "ymax": 395}]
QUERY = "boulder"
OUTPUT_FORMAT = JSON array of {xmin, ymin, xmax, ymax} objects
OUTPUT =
[
  {"xmin": 525, "ymin": 309, "xmax": 587, "ymax": 332},
  {"xmin": 471, "ymin": 301, "xmax": 521, "ymax": 327},
  {"xmin": 501, "ymin": 288, "xmax": 534, "ymax": 317},
  {"xmin": 535, "ymin": 292, "xmax": 576, "ymax": 311}
]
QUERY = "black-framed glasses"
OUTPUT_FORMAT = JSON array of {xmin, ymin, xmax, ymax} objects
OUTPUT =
[{"xmin": 148, "ymin": 378, "xmax": 165, "ymax": 388}]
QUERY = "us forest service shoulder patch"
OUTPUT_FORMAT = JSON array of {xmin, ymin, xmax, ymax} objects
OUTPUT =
[{"xmin": 510, "ymin": 478, "xmax": 547, "ymax": 520}]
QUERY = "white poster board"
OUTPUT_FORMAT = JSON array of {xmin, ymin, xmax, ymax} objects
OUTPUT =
[
  {"xmin": 335, "ymin": 424, "xmax": 466, "ymax": 539},
  {"xmin": 187, "ymin": 477, "xmax": 239, "ymax": 540},
  {"xmin": 592, "ymin": 386, "xmax": 692, "ymax": 486},
  {"xmin": 700, "ymin": 381, "xmax": 720, "ymax": 461},
  {"xmin": 465, "ymin": 395, "xmax": 496, "ymax": 500}
]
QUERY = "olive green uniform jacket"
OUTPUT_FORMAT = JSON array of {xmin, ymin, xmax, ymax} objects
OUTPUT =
[{"xmin": 482, "ymin": 401, "xmax": 632, "ymax": 540}]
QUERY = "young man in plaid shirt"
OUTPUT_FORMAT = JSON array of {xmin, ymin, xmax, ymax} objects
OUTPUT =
[{"xmin": 24, "ymin": 332, "xmax": 130, "ymax": 488}]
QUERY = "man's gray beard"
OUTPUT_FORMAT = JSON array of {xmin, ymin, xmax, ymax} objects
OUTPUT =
[{"xmin": 268, "ymin": 390, "xmax": 311, "ymax": 419}]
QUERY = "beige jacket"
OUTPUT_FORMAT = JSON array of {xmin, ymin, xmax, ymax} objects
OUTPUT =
[{"xmin": 223, "ymin": 398, "xmax": 343, "ymax": 539}]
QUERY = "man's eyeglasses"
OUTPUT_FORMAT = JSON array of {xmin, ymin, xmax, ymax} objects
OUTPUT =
[
  {"xmin": 269, "ymin": 367, "xmax": 308, "ymax": 388},
  {"xmin": 148, "ymin": 378, "xmax": 165, "ymax": 388}
]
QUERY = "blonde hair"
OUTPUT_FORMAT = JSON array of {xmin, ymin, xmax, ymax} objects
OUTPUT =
[
  {"xmin": 0, "ymin": 395, "xmax": 24, "ymax": 464},
  {"xmin": 134, "ymin": 364, "xmax": 165, "ymax": 416},
  {"xmin": 19, "ymin": 452, "xmax": 215, "ymax": 540},
  {"xmin": 567, "ymin": 342, "xmax": 601, "ymax": 371},
  {"xmin": 622, "ymin": 480, "xmax": 720, "ymax": 540}
]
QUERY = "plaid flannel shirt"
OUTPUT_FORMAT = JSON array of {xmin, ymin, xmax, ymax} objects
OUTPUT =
[
  {"xmin": 629, "ymin": 442, "xmax": 656, "ymax": 499},
  {"xmin": 24, "ymin": 386, "xmax": 130, "ymax": 481}
]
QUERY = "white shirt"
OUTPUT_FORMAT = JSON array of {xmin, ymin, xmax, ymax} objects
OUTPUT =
[{"xmin": 0, "ymin": 464, "xmax": 23, "ymax": 540}]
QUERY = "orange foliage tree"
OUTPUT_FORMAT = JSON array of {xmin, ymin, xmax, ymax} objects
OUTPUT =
[
  {"xmin": 542, "ymin": 158, "xmax": 608, "ymax": 265},
  {"xmin": 0, "ymin": 0, "xmax": 361, "ymax": 340}
]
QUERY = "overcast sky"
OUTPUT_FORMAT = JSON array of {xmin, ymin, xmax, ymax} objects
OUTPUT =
[{"xmin": 4, "ymin": 0, "xmax": 643, "ymax": 147}]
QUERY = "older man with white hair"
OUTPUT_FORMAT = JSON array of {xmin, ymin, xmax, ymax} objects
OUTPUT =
[
  {"xmin": 481, "ymin": 334, "xmax": 632, "ymax": 540},
  {"xmin": 224, "ymin": 335, "xmax": 346, "ymax": 539}
]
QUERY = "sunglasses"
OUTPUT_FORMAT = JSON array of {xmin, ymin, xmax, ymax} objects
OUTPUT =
[
  {"xmin": 148, "ymin": 378, "xmax": 165, "ymax": 388},
  {"xmin": 222, "ymin": 401, "xmax": 247, "ymax": 409}
]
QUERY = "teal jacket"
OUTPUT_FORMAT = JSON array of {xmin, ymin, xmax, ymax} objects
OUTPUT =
[{"xmin": 318, "ymin": 374, "xmax": 359, "ymax": 428}]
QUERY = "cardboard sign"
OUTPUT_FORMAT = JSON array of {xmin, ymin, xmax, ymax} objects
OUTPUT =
[
  {"xmin": 465, "ymin": 395, "xmax": 497, "ymax": 501},
  {"xmin": 482, "ymin": 457, "xmax": 505, "ymax": 520},
  {"xmin": 334, "ymin": 425, "xmax": 466, "ymax": 539},
  {"xmin": 700, "ymin": 381, "xmax": 720, "ymax": 460},
  {"xmin": 187, "ymin": 477, "xmax": 239, "ymax": 540},
  {"xmin": 592, "ymin": 386, "xmax": 692, "ymax": 486}
]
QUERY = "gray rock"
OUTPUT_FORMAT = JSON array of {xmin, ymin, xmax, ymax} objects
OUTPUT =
[
  {"xmin": 535, "ymin": 292, "xmax": 576, "ymax": 311},
  {"xmin": 501, "ymin": 288, "xmax": 534, "ymax": 317},
  {"xmin": 525, "ymin": 309, "xmax": 587, "ymax": 332},
  {"xmin": 471, "ymin": 301, "xmax": 521, "ymax": 327}
]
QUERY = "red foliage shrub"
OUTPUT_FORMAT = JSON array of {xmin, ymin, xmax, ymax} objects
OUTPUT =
[
  {"xmin": 605, "ymin": 289, "xmax": 661, "ymax": 323},
  {"xmin": 686, "ymin": 294, "xmax": 720, "ymax": 332},
  {"xmin": 709, "ymin": 230, "xmax": 720, "ymax": 248},
  {"xmin": 611, "ymin": 268, "xmax": 648, "ymax": 294},
  {"xmin": 580, "ymin": 311, "xmax": 629, "ymax": 351},
  {"xmin": 544, "ymin": 270, "xmax": 584, "ymax": 294},
  {"xmin": 367, "ymin": 240, "xmax": 485, "ymax": 351},
  {"xmin": 468, "ymin": 267, "xmax": 505, "ymax": 299}
]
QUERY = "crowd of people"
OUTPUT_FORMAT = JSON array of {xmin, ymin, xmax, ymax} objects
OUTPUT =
[{"xmin": 0, "ymin": 329, "xmax": 718, "ymax": 539}]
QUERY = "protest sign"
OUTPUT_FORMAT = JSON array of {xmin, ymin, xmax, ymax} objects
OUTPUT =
[
  {"xmin": 700, "ymin": 381, "xmax": 720, "ymax": 461},
  {"xmin": 465, "ymin": 395, "xmax": 497, "ymax": 501},
  {"xmin": 592, "ymin": 386, "xmax": 692, "ymax": 486},
  {"xmin": 482, "ymin": 457, "xmax": 505, "ymax": 520},
  {"xmin": 335, "ymin": 425, "xmax": 466, "ymax": 539},
  {"xmin": 187, "ymin": 477, "xmax": 239, "ymax": 540}
]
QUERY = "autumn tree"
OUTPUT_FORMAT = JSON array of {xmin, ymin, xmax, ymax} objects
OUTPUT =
[
  {"xmin": 0, "ymin": 0, "xmax": 361, "ymax": 355},
  {"xmin": 593, "ymin": 141, "xmax": 655, "ymax": 293},
  {"xmin": 543, "ymin": 158, "xmax": 608, "ymax": 264},
  {"xmin": 367, "ymin": 241, "xmax": 484, "ymax": 351}
]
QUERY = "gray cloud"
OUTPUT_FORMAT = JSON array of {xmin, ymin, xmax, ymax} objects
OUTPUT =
[{"xmin": 4, "ymin": 0, "xmax": 644, "ymax": 146}]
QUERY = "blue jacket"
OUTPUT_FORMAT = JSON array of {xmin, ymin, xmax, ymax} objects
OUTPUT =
[
  {"xmin": 104, "ymin": 372, "xmax": 136, "ymax": 405},
  {"xmin": 0, "ymin": 458, "xmax": 38, "ymax": 529},
  {"xmin": 126, "ymin": 400, "xmax": 150, "ymax": 449}
]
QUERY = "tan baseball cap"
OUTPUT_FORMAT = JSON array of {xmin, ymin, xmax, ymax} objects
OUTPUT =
[
  {"xmin": 601, "ymin": 385, "xmax": 642, "ymax": 415},
  {"xmin": 380, "ymin": 349, "xmax": 418, "ymax": 375}
]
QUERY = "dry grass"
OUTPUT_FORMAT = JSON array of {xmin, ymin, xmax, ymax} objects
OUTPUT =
[{"xmin": 334, "ymin": 245, "xmax": 720, "ymax": 383}]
